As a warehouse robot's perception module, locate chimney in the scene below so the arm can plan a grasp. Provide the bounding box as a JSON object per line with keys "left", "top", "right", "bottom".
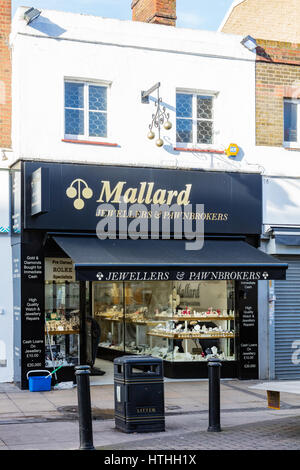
{"left": 131, "top": 0, "right": 176, "bottom": 27}
{"left": 0, "top": 0, "right": 11, "bottom": 148}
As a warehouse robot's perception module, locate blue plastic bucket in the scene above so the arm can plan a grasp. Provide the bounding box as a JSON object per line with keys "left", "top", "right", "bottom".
{"left": 27, "top": 370, "right": 52, "bottom": 392}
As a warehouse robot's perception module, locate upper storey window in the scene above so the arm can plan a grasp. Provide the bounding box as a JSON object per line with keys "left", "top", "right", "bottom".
{"left": 64, "top": 81, "right": 108, "bottom": 139}
{"left": 176, "top": 92, "right": 214, "bottom": 146}
{"left": 284, "top": 99, "right": 300, "bottom": 147}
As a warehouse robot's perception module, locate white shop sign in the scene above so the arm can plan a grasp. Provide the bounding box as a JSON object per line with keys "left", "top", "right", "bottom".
{"left": 45, "top": 258, "right": 75, "bottom": 282}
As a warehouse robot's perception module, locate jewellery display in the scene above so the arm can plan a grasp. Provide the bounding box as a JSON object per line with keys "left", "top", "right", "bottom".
{"left": 155, "top": 308, "right": 234, "bottom": 319}
{"left": 45, "top": 281, "right": 80, "bottom": 368}
{"left": 45, "top": 310, "right": 80, "bottom": 333}
{"left": 95, "top": 280, "right": 236, "bottom": 363}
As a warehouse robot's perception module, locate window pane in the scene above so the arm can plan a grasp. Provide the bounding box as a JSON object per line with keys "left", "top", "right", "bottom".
{"left": 197, "top": 96, "right": 213, "bottom": 120}
{"left": 65, "top": 109, "right": 84, "bottom": 135}
{"left": 65, "top": 82, "right": 84, "bottom": 109}
{"left": 284, "top": 101, "right": 297, "bottom": 142}
{"left": 197, "top": 120, "right": 213, "bottom": 144}
{"left": 89, "top": 86, "right": 107, "bottom": 111}
{"left": 89, "top": 111, "right": 107, "bottom": 137}
{"left": 176, "top": 93, "right": 193, "bottom": 118}
{"left": 176, "top": 118, "right": 192, "bottom": 143}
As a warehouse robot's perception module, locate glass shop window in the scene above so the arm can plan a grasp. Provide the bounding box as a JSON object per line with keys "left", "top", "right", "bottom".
{"left": 45, "top": 281, "right": 80, "bottom": 368}
{"left": 93, "top": 280, "right": 236, "bottom": 363}
{"left": 93, "top": 282, "right": 124, "bottom": 350}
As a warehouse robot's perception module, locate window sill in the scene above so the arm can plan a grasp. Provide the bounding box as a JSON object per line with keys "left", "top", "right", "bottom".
{"left": 284, "top": 146, "right": 300, "bottom": 151}
{"left": 174, "top": 147, "right": 225, "bottom": 154}
{"left": 62, "top": 139, "right": 119, "bottom": 147}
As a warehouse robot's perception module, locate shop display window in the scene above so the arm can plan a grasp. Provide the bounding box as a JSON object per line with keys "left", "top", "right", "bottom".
{"left": 45, "top": 281, "right": 80, "bottom": 368}
{"left": 94, "top": 280, "right": 236, "bottom": 362}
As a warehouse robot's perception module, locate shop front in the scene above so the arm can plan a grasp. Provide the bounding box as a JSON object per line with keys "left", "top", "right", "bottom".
{"left": 264, "top": 227, "right": 300, "bottom": 380}
{"left": 11, "top": 160, "right": 287, "bottom": 388}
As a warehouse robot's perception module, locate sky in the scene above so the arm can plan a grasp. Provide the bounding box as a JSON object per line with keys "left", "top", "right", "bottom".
{"left": 12, "top": 0, "right": 234, "bottom": 31}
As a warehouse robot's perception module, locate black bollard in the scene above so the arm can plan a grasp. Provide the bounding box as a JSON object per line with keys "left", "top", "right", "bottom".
{"left": 207, "top": 358, "right": 222, "bottom": 432}
{"left": 75, "top": 365, "right": 95, "bottom": 450}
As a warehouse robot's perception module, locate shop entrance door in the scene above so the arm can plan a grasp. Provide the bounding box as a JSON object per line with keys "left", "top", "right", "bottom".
{"left": 81, "top": 281, "right": 105, "bottom": 376}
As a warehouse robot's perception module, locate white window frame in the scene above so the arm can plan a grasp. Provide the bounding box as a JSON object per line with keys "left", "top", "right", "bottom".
{"left": 284, "top": 98, "right": 300, "bottom": 149}
{"left": 64, "top": 78, "right": 111, "bottom": 142}
{"left": 176, "top": 89, "right": 217, "bottom": 148}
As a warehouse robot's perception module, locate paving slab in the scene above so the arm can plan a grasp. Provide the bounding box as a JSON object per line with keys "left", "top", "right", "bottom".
{"left": 0, "top": 377, "right": 299, "bottom": 450}
{"left": 96, "top": 412, "right": 300, "bottom": 451}
{"left": 0, "top": 407, "right": 299, "bottom": 450}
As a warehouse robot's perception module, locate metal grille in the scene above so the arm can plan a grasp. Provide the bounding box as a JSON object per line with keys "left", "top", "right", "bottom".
{"left": 64, "top": 82, "right": 107, "bottom": 138}
{"left": 176, "top": 93, "right": 213, "bottom": 145}
{"left": 274, "top": 257, "right": 300, "bottom": 379}
{"left": 89, "top": 86, "right": 107, "bottom": 137}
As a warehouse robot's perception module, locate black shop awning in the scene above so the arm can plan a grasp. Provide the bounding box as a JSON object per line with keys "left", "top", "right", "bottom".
{"left": 52, "top": 236, "right": 287, "bottom": 282}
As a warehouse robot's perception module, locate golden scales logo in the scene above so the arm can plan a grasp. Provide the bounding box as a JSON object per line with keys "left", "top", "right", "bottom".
{"left": 66, "top": 178, "right": 93, "bottom": 210}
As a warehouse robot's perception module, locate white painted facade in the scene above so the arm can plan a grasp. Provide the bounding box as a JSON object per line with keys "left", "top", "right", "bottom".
{"left": 8, "top": 8, "right": 300, "bottom": 178}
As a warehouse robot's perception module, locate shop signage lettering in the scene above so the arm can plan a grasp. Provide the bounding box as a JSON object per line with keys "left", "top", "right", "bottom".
{"left": 22, "top": 339, "right": 43, "bottom": 368}
{"left": 24, "top": 297, "right": 41, "bottom": 322}
{"left": 240, "top": 343, "right": 258, "bottom": 368}
{"left": 95, "top": 206, "right": 228, "bottom": 221}
{"left": 95, "top": 270, "right": 269, "bottom": 282}
{"left": 23, "top": 255, "right": 42, "bottom": 280}
{"left": 97, "top": 181, "right": 192, "bottom": 206}
{"left": 189, "top": 271, "right": 267, "bottom": 281}
{"left": 242, "top": 306, "right": 256, "bottom": 327}
{"left": 238, "top": 280, "right": 258, "bottom": 378}
{"left": 20, "top": 245, "right": 45, "bottom": 388}
{"left": 45, "top": 258, "right": 75, "bottom": 282}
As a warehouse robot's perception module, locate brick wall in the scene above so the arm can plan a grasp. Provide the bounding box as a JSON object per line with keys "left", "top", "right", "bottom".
{"left": 131, "top": 0, "right": 176, "bottom": 26}
{"left": 256, "top": 40, "right": 300, "bottom": 147}
{"left": 0, "top": 0, "right": 11, "bottom": 148}
{"left": 221, "top": 0, "right": 300, "bottom": 44}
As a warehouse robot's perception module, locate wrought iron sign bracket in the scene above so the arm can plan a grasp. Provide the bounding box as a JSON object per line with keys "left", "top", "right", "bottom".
{"left": 141, "top": 82, "right": 172, "bottom": 147}
{"left": 141, "top": 82, "right": 161, "bottom": 104}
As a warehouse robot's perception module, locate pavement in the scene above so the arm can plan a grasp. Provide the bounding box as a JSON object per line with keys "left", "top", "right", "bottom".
{"left": 0, "top": 373, "right": 300, "bottom": 452}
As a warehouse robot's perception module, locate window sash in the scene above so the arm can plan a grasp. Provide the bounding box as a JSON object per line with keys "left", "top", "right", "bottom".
{"left": 64, "top": 81, "right": 108, "bottom": 139}
{"left": 176, "top": 93, "right": 214, "bottom": 145}
{"left": 284, "top": 99, "right": 300, "bottom": 145}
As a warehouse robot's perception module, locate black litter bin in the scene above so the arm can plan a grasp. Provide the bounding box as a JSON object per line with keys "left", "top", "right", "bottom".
{"left": 114, "top": 355, "right": 165, "bottom": 433}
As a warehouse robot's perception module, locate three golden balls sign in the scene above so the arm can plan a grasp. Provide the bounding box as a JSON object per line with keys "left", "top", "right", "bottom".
{"left": 66, "top": 178, "right": 93, "bottom": 210}
{"left": 225, "top": 143, "right": 239, "bottom": 157}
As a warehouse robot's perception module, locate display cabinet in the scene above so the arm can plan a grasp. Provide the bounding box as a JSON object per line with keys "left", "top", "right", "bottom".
{"left": 95, "top": 280, "right": 236, "bottom": 365}
{"left": 45, "top": 281, "right": 80, "bottom": 368}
